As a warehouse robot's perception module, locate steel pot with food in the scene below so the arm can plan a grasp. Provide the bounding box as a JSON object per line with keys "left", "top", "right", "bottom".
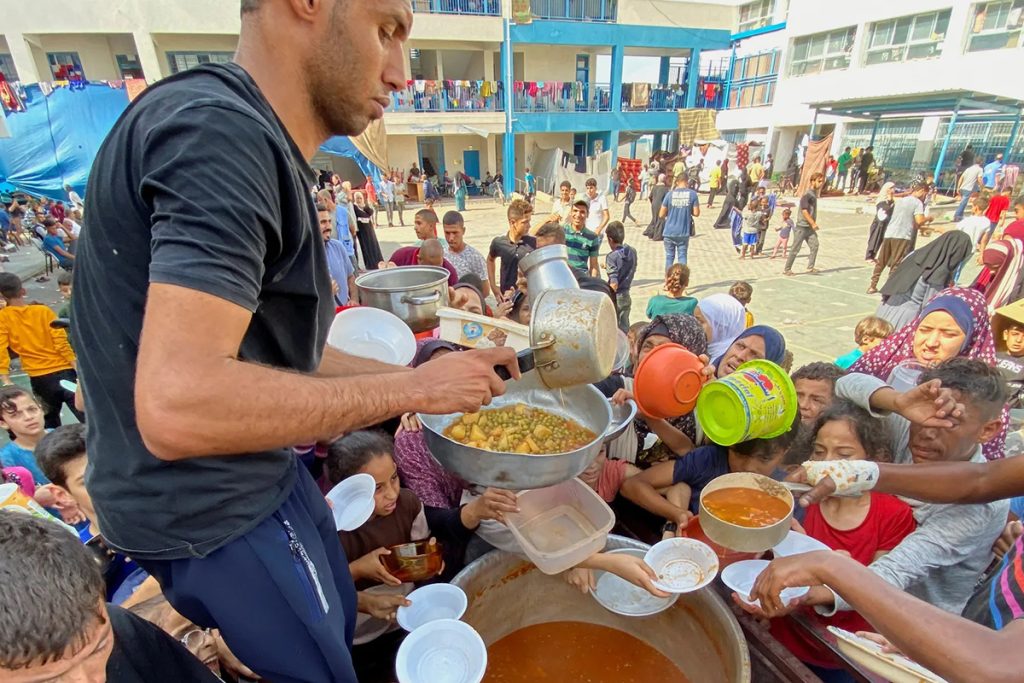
{"left": 355, "top": 266, "right": 450, "bottom": 333}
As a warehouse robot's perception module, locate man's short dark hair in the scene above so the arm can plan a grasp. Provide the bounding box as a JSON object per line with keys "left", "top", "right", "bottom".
{"left": 559, "top": 180, "right": 572, "bottom": 190}
{"left": 792, "top": 362, "right": 845, "bottom": 388}
{"left": 240, "top": 0, "right": 262, "bottom": 14}
{"left": 442, "top": 210, "right": 464, "bottom": 227}
{"left": 571, "top": 199, "right": 589, "bottom": 212}
{"left": 42, "top": 217, "right": 57, "bottom": 228}
{"left": 605, "top": 221, "right": 625, "bottom": 244}
{"left": 315, "top": 202, "right": 329, "bottom": 213}
{"left": 845, "top": 146, "right": 851, "bottom": 151}
{"left": 0, "top": 273, "right": 22, "bottom": 300}
{"left": 0, "top": 510, "right": 105, "bottom": 669}
{"left": 36, "top": 424, "right": 86, "bottom": 489}
{"left": 920, "top": 358, "right": 1007, "bottom": 420}
{"left": 535, "top": 222, "right": 566, "bottom": 244}
{"left": 585, "top": 177, "right": 597, "bottom": 188}
{"left": 415, "top": 208, "right": 438, "bottom": 225}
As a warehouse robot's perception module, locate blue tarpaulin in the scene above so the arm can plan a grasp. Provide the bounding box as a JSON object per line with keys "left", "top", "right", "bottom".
{"left": 0, "top": 83, "right": 381, "bottom": 200}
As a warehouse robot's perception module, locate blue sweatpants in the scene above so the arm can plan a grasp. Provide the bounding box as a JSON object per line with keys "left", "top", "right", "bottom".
{"left": 138, "top": 463, "right": 358, "bottom": 683}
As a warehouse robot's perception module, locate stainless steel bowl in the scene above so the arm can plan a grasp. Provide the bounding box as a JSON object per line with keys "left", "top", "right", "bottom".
{"left": 603, "top": 399, "right": 637, "bottom": 444}
{"left": 355, "top": 266, "right": 450, "bottom": 333}
{"left": 418, "top": 372, "right": 613, "bottom": 489}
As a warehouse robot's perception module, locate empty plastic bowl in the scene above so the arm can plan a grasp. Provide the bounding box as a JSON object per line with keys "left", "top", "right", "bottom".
{"left": 395, "top": 618, "right": 487, "bottom": 683}
{"left": 772, "top": 530, "right": 831, "bottom": 558}
{"left": 325, "top": 474, "right": 376, "bottom": 532}
{"left": 397, "top": 584, "right": 468, "bottom": 632}
{"left": 632, "top": 343, "right": 706, "bottom": 419}
{"left": 643, "top": 537, "right": 719, "bottom": 594}
{"left": 326, "top": 307, "right": 417, "bottom": 366}
{"left": 592, "top": 548, "right": 679, "bottom": 617}
{"left": 720, "top": 559, "right": 809, "bottom": 608}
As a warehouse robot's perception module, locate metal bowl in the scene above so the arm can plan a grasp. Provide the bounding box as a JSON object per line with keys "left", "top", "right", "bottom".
{"left": 418, "top": 371, "right": 613, "bottom": 489}
{"left": 355, "top": 266, "right": 450, "bottom": 333}
{"left": 602, "top": 398, "right": 637, "bottom": 444}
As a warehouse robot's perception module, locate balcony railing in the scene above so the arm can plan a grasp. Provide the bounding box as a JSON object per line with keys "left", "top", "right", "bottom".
{"left": 513, "top": 81, "right": 611, "bottom": 113}
{"left": 410, "top": 0, "right": 501, "bottom": 15}
{"left": 389, "top": 81, "right": 504, "bottom": 113}
{"left": 529, "top": 0, "right": 617, "bottom": 22}
{"left": 621, "top": 83, "right": 687, "bottom": 111}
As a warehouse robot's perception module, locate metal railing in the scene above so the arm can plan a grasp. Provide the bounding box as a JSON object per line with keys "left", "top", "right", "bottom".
{"left": 529, "top": 0, "right": 617, "bottom": 22}
{"left": 388, "top": 82, "right": 503, "bottom": 113}
{"left": 621, "top": 83, "right": 687, "bottom": 112}
{"left": 410, "top": 0, "right": 501, "bottom": 15}
{"left": 513, "top": 81, "right": 611, "bottom": 113}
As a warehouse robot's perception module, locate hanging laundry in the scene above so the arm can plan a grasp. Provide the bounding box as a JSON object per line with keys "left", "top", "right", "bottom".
{"left": 630, "top": 82, "right": 650, "bottom": 108}
{"left": 0, "top": 75, "right": 24, "bottom": 112}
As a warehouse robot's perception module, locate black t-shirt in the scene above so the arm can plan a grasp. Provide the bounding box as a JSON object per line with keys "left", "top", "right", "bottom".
{"left": 73, "top": 63, "right": 330, "bottom": 559}
{"left": 488, "top": 233, "right": 536, "bottom": 294}
{"left": 796, "top": 190, "right": 817, "bottom": 228}
{"left": 106, "top": 605, "right": 221, "bottom": 682}
{"left": 997, "top": 352, "right": 1024, "bottom": 409}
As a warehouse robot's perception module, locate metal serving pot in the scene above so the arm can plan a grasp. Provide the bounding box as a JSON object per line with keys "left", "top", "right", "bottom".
{"left": 526, "top": 287, "right": 618, "bottom": 389}
{"left": 418, "top": 370, "right": 613, "bottom": 489}
{"left": 519, "top": 244, "right": 579, "bottom": 294}
{"left": 355, "top": 266, "right": 450, "bottom": 333}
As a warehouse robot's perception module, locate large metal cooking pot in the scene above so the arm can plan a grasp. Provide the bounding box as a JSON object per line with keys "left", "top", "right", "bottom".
{"left": 519, "top": 244, "right": 578, "bottom": 294}
{"left": 417, "top": 371, "right": 613, "bottom": 489}
{"left": 452, "top": 535, "right": 751, "bottom": 683}
{"left": 354, "top": 266, "right": 449, "bottom": 333}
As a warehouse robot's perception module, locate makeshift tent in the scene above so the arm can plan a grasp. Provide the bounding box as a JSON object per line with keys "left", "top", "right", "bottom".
{"left": 0, "top": 80, "right": 383, "bottom": 199}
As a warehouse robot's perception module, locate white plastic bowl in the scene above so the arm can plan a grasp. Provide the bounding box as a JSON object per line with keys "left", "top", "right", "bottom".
{"left": 325, "top": 473, "right": 376, "bottom": 532}
{"left": 772, "top": 530, "right": 831, "bottom": 558}
{"left": 643, "top": 537, "right": 719, "bottom": 594}
{"left": 720, "top": 559, "right": 809, "bottom": 608}
{"left": 397, "top": 584, "right": 468, "bottom": 632}
{"left": 326, "top": 307, "right": 417, "bottom": 366}
{"left": 395, "top": 618, "right": 487, "bottom": 683}
{"left": 592, "top": 548, "right": 679, "bottom": 617}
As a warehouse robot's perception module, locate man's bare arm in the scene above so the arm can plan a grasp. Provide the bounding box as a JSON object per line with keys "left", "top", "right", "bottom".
{"left": 135, "top": 284, "right": 518, "bottom": 461}
{"left": 316, "top": 344, "right": 411, "bottom": 378}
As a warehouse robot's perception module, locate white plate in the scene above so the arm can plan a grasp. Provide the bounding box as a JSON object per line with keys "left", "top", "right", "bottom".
{"left": 397, "top": 584, "right": 468, "bottom": 632}
{"left": 829, "top": 626, "right": 948, "bottom": 683}
{"left": 772, "top": 530, "right": 831, "bottom": 558}
{"left": 327, "top": 307, "right": 417, "bottom": 366}
{"left": 720, "top": 559, "right": 808, "bottom": 608}
{"left": 643, "top": 538, "right": 719, "bottom": 594}
{"left": 325, "top": 473, "right": 376, "bottom": 531}
{"left": 592, "top": 548, "right": 679, "bottom": 617}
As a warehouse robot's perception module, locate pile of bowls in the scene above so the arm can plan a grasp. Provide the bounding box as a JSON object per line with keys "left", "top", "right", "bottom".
{"left": 394, "top": 585, "right": 486, "bottom": 683}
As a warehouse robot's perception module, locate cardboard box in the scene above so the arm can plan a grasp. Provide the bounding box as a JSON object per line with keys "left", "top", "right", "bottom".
{"left": 437, "top": 307, "right": 530, "bottom": 351}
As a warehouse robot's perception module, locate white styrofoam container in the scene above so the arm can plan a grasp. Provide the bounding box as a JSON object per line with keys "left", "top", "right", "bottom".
{"left": 437, "top": 307, "right": 530, "bottom": 352}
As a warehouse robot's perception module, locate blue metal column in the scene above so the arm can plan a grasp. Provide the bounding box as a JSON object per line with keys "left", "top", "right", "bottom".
{"left": 501, "top": 19, "right": 515, "bottom": 196}
{"left": 868, "top": 117, "right": 880, "bottom": 148}
{"left": 1004, "top": 111, "right": 1021, "bottom": 162}
{"left": 684, "top": 48, "right": 701, "bottom": 108}
{"left": 610, "top": 44, "right": 624, "bottom": 112}
{"left": 659, "top": 56, "right": 671, "bottom": 85}
{"left": 721, "top": 45, "right": 737, "bottom": 109}
{"left": 933, "top": 106, "right": 960, "bottom": 183}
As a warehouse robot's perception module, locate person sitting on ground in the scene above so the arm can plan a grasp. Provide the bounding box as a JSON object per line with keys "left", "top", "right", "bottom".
{"left": 835, "top": 315, "right": 894, "bottom": 370}
{"left": 0, "top": 510, "right": 221, "bottom": 682}
{"left": 742, "top": 401, "right": 916, "bottom": 682}
{"left": 645, "top": 264, "right": 698, "bottom": 319}
{"left": 383, "top": 238, "right": 458, "bottom": 286}
{"left": 851, "top": 287, "right": 1008, "bottom": 460}
{"left": 792, "top": 362, "right": 845, "bottom": 426}
{"left": 620, "top": 415, "right": 799, "bottom": 538}
{"left": 442, "top": 211, "right": 490, "bottom": 298}
{"left": 729, "top": 281, "right": 755, "bottom": 328}
{"left": 817, "top": 358, "right": 1010, "bottom": 615}
{"left": 605, "top": 221, "right": 636, "bottom": 333}
{"left": 42, "top": 218, "right": 75, "bottom": 269}
{"left": 533, "top": 222, "right": 613, "bottom": 300}
{"left": 0, "top": 273, "right": 81, "bottom": 427}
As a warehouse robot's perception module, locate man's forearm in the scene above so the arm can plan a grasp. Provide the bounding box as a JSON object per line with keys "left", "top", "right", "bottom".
{"left": 316, "top": 345, "right": 411, "bottom": 378}
{"left": 873, "top": 458, "right": 1022, "bottom": 505}
{"left": 817, "top": 554, "right": 1023, "bottom": 683}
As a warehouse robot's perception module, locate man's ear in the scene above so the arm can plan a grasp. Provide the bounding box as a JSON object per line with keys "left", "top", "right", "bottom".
{"left": 978, "top": 417, "right": 1004, "bottom": 445}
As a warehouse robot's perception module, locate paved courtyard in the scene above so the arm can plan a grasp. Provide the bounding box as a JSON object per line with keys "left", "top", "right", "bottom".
{"left": 377, "top": 192, "right": 982, "bottom": 370}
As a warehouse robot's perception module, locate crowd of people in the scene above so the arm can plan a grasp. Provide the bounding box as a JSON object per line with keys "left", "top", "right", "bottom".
{"left": 1, "top": 3, "right": 1023, "bottom": 682}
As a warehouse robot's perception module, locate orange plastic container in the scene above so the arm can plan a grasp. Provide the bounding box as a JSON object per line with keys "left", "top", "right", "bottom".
{"left": 632, "top": 343, "right": 706, "bottom": 419}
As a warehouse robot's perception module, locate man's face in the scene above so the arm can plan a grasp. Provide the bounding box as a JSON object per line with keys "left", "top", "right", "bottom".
{"left": 443, "top": 224, "right": 465, "bottom": 251}
{"left": 1005, "top": 326, "right": 1024, "bottom": 356}
{"left": 63, "top": 453, "right": 96, "bottom": 525}
{"left": 559, "top": 186, "right": 571, "bottom": 201}
{"left": 908, "top": 392, "right": 1001, "bottom": 464}
{"left": 812, "top": 177, "right": 824, "bottom": 190}
{"left": 509, "top": 213, "right": 531, "bottom": 239}
{"left": 413, "top": 215, "right": 435, "bottom": 240}
{"left": 569, "top": 205, "right": 587, "bottom": 229}
{"left": 585, "top": 184, "right": 597, "bottom": 198}
{"left": 4, "top": 602, "right": 113, "bottom": 682}
{"left": 304, "top": 0, "right": 410, "bottom": 136}
{"left": 795, "top": 378, "right": 833, "bottom": 425}
{"left": 318, "top": 211, "right": 333, "bottom": 241}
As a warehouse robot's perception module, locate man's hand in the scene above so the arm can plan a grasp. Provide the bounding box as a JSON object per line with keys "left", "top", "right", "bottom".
{"left": 357, "top": 592, "right": 411, "bottom": 620}
{"left": 751, "top": 551, "right": 837, "bottom": 617}
{"left": 893, "top": 379, "right": 964, "bottom": 428}
{"left": 409, "top": 346, "right": 518, "bottom": 414}
{"left": 462, "top": 488, "right": 519, "bottom": 527}
{"left": 673, "top": 510, "right": 696, "bottom": 535}
{"left": 993, "top": 520, "right": 1023, "bottom": 560}
{"left": 598, "top": 553, "right": 671, "bottom": 598}
{"left": 350, "top": 548, "right": 402, "bottom": 586}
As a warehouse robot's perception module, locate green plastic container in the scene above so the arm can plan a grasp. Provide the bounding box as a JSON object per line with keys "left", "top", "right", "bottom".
{"left": 696, "top": 360, "right": 798, "bottom": 446}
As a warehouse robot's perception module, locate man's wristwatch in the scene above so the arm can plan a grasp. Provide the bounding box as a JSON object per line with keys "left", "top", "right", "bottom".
{"left": 662, "top": 521, "right": 678, "bottom": 534}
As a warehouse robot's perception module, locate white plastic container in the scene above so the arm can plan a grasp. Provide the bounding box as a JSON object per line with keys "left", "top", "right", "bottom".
{"left": 505, "top": 477, "right": 615, "bottom": 575}
{"left": 720, "top": 559, "right": 808, "bottom": 608}
{"left": 395, "top": 618, "right": 487, "bottom": 683}
{"left": 644, "top": 537, "right": 719, "bottom": 594}
{"left": 437, "top": 307, "right": 531, "bottom": 351}
{"left": 397, "top": 584, "right": 468, "bottom": 632}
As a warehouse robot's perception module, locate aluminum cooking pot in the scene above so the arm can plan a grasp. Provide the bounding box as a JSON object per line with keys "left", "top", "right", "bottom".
{"left": 355, "top": 266, "right": 450, "bottom": 333}
{"left": 496, "top": 287, "right": 618, "bottom": 389}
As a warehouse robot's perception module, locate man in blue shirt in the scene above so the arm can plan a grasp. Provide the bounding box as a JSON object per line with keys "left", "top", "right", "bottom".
{"left": 319, "top": 204, "right": 355, "bottom": 306}
{"left": 659, "top": 175, "right": 699, "bottom": 271}
{"left": 525, "top": 168, "right": 536, "bottom": 201}
{"left": 42, "top": 219, "right": 74, "bottom": 269}
{"left": 983, "top": 153, "right": 1004, "bottom": 189}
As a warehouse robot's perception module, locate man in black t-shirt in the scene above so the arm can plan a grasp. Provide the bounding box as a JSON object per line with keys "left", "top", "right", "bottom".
{"left": 72, "top": 2, "right": 518, "bottom": 682}
{"left": 858, "top": 145, "right": 875, "bottom": 194}
{"left": 487, "top": 197, "right": 536, "bottom": 298}
{"left": 0, "top": 511, "right": 219, "bottom": 683}
{"left": 783, "top": 172, "right": 824, "bottom": 276}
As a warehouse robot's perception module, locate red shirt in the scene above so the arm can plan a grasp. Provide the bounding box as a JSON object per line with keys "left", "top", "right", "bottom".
{"left": 770, "top": 493, "right": 917, "bottom": 668}
{"left": 986, "top": 194, "right": 1010, "bottom": 224}
{"left": 1004, "top": 219, "right": 1024, "bottom": 243}
{"left": 388, "top": 246, "right": 458, "bottom": 286}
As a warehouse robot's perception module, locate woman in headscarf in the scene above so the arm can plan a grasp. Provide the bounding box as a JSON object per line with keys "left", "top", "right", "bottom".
{"left": 850, "top": 287, "right": 1007, "bottom": 460}
{"left": 973, "top": 238, "right": 1024, "bottom": 314}
{"left": 865, "top": 181, "right": 895, "bottom": 261}
{"left": 875, "top": 231, "right": 974, "bottom": 331}
{"left": 712, "top": 324, "right": 788, "bottom": 378}
{"left": 644, "top": 174, "right": 669, "bottom": 240}
{"left": 694, "top": 293, "right": 747, "bottom": 360}
{"left": 714, "top": 175, "right": 740, "bottom": 229}
{"left": 352, "top": 191, "right": 384, "bottom": 270}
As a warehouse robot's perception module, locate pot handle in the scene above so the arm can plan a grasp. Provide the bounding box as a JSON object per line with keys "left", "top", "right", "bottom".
{"left": 400, "top": 291, "right": 441, "bottom": 306}
{"left": 494, "top": 348, "right": 537, "bottom": 381}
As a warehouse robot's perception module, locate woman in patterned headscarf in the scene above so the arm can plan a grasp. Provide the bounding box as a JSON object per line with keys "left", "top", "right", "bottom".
{"left": 850, "top": 287, "right": 1007, "bottom": 460}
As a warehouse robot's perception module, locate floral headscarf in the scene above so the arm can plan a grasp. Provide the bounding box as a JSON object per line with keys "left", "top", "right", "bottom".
{"left": 850, "top": 287, "right": 1007, "bottom": 459}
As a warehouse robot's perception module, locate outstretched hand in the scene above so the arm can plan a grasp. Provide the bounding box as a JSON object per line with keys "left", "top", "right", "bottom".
{"left": 893, "top": 379, "right": 964, "bottom": 429}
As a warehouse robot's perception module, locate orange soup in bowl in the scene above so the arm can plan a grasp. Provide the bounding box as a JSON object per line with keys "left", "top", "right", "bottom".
{"left": 702, "top": 487, "right": 791, "bottom": 528}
